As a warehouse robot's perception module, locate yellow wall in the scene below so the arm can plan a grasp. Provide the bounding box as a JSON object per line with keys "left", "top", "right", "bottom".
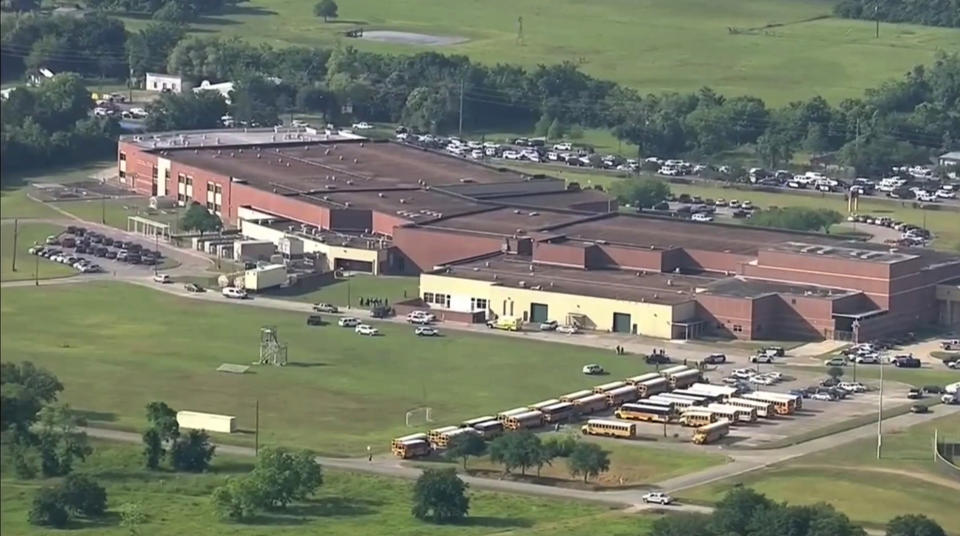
{"left": 420, "top": 273, "right": 695, "bottom": 339}
{"left": 240, "top": 220, "right": 386, "bottom": 274}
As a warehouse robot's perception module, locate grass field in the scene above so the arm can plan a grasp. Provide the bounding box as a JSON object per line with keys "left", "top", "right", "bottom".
{"left": 0, "top": 282, "right": 678, "bottom": 457}
{"left": 679, "top": 414, "right": 960, "bottom": 532}
{"left": 419, "top": 434, "right": 727, "bottom": 487}
{"left": 50, "top": 198, "right": 184, "bottom": 233}
{"left": 273, "top": 274, "right": 420, "bottom": 307}
{"left": 509, "top": 165, "right": 960, "bottom": 251}
{"left": 0, "top": 441, "right": 654, "bottom": 536}
{"left": 120, "top": 0, "right": 959, "bottom": 104}
{"left": 0, "top": 222, "right": 74, "bottom": 282}
{"left": 0, "top": 189, "right": 64, "bottom": 220}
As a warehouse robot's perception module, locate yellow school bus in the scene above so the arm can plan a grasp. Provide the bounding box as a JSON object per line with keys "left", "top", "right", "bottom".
{"left": 580, "top": 418, "right": 635, "bottom": 439}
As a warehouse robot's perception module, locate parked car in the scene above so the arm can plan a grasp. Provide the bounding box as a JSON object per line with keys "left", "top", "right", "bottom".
{"left": 415, "top": 326, "right": 439, "bottom": 337}
{"left": 855, "top": 354, "right": 880, "bottom": 364}
{"left": 556, "top": 325, "right": 580, "bottom": 335}
{"left": 306, "top": 315, "right": 326, "bottom": 326}
{"left": 641, "top": 492, "right": 673, "bottom": 505}
{"left": 645, "top": 353, "right": 671, "bottom": 365}
{"left": 221, "top": 286, "right": 248, "bottom": 299}
{"left": 539, "top": 320, "right": 559, "bottom": 331}
{"left": 751, "top": 354, "right": 775, "bottom": 364}
{"left": 153, "top": 273, "right": 172, "bottom": 284}
{"left": 824, "top": 357, "right": 847, "bottom": 367}
{"left": 703, "top": 353, "right": 727, "bottom": 364}
{"left": 910, "top": 403, "right": 929, "bottom": 413}
{"left": 582, "top": 364, "right": 605, "bottom": 375}
{"left": 811, "top": 392, "right": 835, "bottom": 401}
{"left": 907, "top": 388, "right": 922, "bottom": 399}
{"left": 338, "top": 317, "right": 360, "bottom": 328}
{"left": 838, "top": 382, "right": 866, "bottom": 393}
{"left": 313, "top": 303, "right": 339, "bottom": 313}
{"left": 893, "top": 356, "right": 921, "bottom": 368}
{"left": 184, "top": 283, "right": 205, "bottom": 293}
{"left": 355, "top": 324, "right": 379, "bottom": 336}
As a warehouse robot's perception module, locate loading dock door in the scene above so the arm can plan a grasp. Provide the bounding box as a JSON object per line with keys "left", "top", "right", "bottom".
{"left": 530, "top": 303, "right": 549, "bottom": 323}
{"left": 612, "top": 313, "right": 632, "bottom": 333}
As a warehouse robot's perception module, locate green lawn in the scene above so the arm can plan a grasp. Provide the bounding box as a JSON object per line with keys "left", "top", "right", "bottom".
{"left": 0, "top": 441, "right": 654, "bottom": 535}
{"left": 120, "top": 0, "right": 959, "bottom": 105}
{"left": 0, "top": 222, "right": 74, "bottom": 282}
{"left": 508, "top": 165, "right": 960, "bottom": 251}
{"left": 273, "top": 274, "right": 420, "bottom": 307}
{"left": 51, "top": 198, "right": 184, "bottom": 232}
{"left": 678, "top": 414, "right": 960, "bottom": 532}
{"left": 0, "top": 282, "right": 669, "bottom": 457}
{"left": 420, "top": 435, "right": 728, "bottom": 487}
{"left": 0, "top": 189, "right": 63, "bottom": 220}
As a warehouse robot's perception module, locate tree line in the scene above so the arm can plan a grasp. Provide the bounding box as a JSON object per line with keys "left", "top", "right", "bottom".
{"left": 834, "top": 0, "right": 960, "bottom": 28}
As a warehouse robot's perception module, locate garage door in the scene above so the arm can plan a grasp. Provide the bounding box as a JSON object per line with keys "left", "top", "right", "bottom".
{"left": 612, "top": 312, "right": 632, "bottom": 333}
{"left": 530, "top": 303, "right": 549, "bottom": 323}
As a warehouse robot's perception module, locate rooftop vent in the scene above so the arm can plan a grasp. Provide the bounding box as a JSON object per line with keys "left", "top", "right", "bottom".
{"left": 378, "top": 193, "right": 385, "bottom": 198}
{"left": 518, "top": 280, "right": 526, "bottom": 288}
{"left": 529, "top": 264, "right": 535, "bottom": 272}
{"left": 514, "top": 209, "right": 522, "bottom": 214}
{"left": 399, "top": 198, "right": 406, "bottom": 204}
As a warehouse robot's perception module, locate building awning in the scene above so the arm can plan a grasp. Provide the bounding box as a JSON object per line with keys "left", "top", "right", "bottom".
{"left": 832, "top": 310, "right": 885, "bottom": 320}
{"left": 671, "top": 319, "right": 705, "bottom": 326}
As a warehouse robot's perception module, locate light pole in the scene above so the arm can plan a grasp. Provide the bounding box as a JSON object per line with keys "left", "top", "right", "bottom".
{"left": 876, "top": 358, "right": 884, "bottom": 460}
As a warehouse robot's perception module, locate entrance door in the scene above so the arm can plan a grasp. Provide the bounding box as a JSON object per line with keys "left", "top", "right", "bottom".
{"left": 612, "top": 312, "right": 631, "bottom": 333}
{"left": 530, "top": 303, "right": 549, "bottom": 323}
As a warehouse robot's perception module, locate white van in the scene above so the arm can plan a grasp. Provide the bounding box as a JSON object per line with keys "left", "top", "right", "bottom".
{"left": 221, "top": 287, "right": 247, "bottom": 299}
{"left": 691, "top": 213, "right": 713, "bottom": 222}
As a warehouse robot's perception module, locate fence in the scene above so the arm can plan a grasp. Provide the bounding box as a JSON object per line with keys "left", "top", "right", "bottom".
{"left": 933, "top": 429, "right": 960, "bottom": 480}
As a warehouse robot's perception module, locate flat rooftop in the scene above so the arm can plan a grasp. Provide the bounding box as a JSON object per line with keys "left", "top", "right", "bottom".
{"left": 481, "top": 189, "right": 615, "bottom": 211}
{"left": 767, "top": 242, "right": 916, "bottom": 264}
{"left": 701, "top": 277, "right": 858, "bottom": 299}
{"left": 546, "top": 214, "right": 843, "bottom": 255}
{"left": 120, "top": 127, "right": 363, "bottom": 150}
{"left": 161, "top": 141, "right": 534, "bottom": 193}
{"left": 298, "top": 189, "right": 486, "bottom": 220}
{"left": 427, "top": 207, "right": 589, "bottom": 236}
{"left": 442, "top": 254, "right": 718, "bottom": 304}
{"left": 255, "top": 218, "right": 392, "bottom": 249}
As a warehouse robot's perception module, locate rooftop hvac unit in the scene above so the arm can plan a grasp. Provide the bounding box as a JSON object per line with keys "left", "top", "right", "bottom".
{"left": 378, "top": 193, "right": 385, "bottom": 198}
{"left": 514, "top": 209, "right": 522, "bottom": 214}
{"left": 484, "top": 261, "right": 490, "bottom": 267}
{"left": 344, "top": 202, "right": 351, "bottom": 207}
{"left": 529, "top": 264, "right": 535, "bottom": 272}
{"left": 400, "top": 199, "right": 406, "bottom": 204}
{"left": 518, "top": 280, "right": 526, "bottom": 287}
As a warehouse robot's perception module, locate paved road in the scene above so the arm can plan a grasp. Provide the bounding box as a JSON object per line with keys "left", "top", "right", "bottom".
{"left": 83, "top": 404, "right": 959, "bottom": 511}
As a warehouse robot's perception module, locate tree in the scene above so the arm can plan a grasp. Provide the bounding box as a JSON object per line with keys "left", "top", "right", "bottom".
{"left": 169, "top": 429, "right": 215, "bottom": 472}
{"left": 445, "top": 433, "right": 487, "bottom": 471}
{"left": 59, "top": 474, "right": 107, "bottom": 517}
{"left": 179, "top": 202, "right": 223, "bottom": 234}
{"left": 28, "top": 487, "right": 68, "bottom": 528}
{"left": 411, "top": 468, "right": 469, "bottom": 523}
{"left": 127, "top": 23, "right": 186, "bottom": 79}
{"left": 827, "top": 366, "right": 845, "bottom": 380}
{"left": 747, "top": 207, "right": 843, "bottom": 233}
{"left": 650, "top": 513, "right": 714, "bottom": 536}
{"left": 211, "top": 476, "right": 265, "bottom": 521}
{"left": 145, "top": 401, "right": 179, "bottom": 441}
{"left": 145, "top": 91, "right": 228, "bottom": 132}
{"left": 534, "top": 114, "right": 552, "bottom": 136}
{"left": 887, "top": 514, "right": 946, "bottom": 536}
{"left": 313, "top": 0, "right": 338, "bottom": 22}
{"left": 543, "top": 435, "right": 577, "bottom": 458}
{"left": 251, "top": 447, "right": 323, "bottom": 508}
{"left": 547, "top": 118, "right": 564, "bottom": 140}
{"left": 402, "top": 86, "right": 454, "bottom": 133}
{"left": 489, "top": 431, "right": 544, "bottom": 476}
{"left": 35, "top": 403, "right": 92, "bottom": 477}
{"left": 142, "top": 428, "right": 164, "bottom": 470}
{"left": 712, "top": 486, "right": 774, "bottom": 534}
{"left": 1, "top": 361, "right": 63, "bottom": 432}
{"left": 118, "top": 502, "right": 148, "bottom": 536}
{"left": 566, "top": 442, "right": 610, "bottom": 483}
{"left": 610, "top": 178, "right": 670, "bottom": 209}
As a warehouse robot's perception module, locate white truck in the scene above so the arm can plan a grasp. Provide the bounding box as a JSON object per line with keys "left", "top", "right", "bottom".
{"left": 942, "top": 391, "right": 960, "bottom": 405}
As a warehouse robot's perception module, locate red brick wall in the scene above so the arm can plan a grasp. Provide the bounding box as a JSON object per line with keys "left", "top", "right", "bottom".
{"left": 675, "top": 249, "right": 751, "bottom": 274}
{"left": 697, "top": 294, "right": 755, "bottom": 339}
{"left": 230, "top": 183, "right": 330, "bottom": 228}
{"left": 371, "top": 212, "right": 410, "bottom": 236}
{"left": 118, "top": 142, "right": 157, "bottom": 195}
{"left": 533, "top": 242, "right": 589, "bottom": 268}
{"left": 392, "top": 227, "right": 504, "bottom": 273}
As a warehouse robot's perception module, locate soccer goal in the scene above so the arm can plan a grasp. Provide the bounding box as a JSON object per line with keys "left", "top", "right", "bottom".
{"left": 405, "top": 407, "right": 434, "bottom": 427}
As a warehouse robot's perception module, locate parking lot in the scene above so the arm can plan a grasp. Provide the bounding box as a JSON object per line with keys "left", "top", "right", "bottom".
{"left": 26, "top": 225, "right": 169, "bottom": 278}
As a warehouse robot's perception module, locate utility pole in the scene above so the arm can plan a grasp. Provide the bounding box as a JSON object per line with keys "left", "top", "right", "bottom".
{"left": 154, "top": 231, "right": 159, "bottom": 276}
{"left": 255, "top": 399, "right": 260, "bottom": 456}
{"left": 875, "top": 2, "right": 880, "bottom": 39}
{"left": 458, "top": 78, "right": 464, "bottom": 139}
{"left": 34, "top": 252, "right": 39, "bottom": 287}
{"left": 876, "top": 358, "right": 884, "bottom": 459}
{"left": 11, "top": 218, "right": 18, "bottom": 272}
{"left": 101, "top": 195, "right": 106, "bottom": 224}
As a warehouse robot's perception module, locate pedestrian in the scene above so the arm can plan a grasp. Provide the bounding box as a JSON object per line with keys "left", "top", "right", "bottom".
{"left": 403, "top": 290, "right": 408, "bottom": 298}
{"left": 555, "top": 422, "right": 561, "bottom": 432}
{"left": 367, "top": 445, "right": 372, "bottom": 462}
{"left": 683, "top": 358, "right": 688, "bottom": 366}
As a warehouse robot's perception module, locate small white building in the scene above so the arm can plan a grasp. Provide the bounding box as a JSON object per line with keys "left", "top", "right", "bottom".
{"left": 27, "top": 68, "right": 55, "bottom": 87}
{"left": 244, "top": 263, "right": 287, "bottom": 291}
{"left": 176, "top": 411, "right": 236, "bottom": 433}
{"left": 939, "top": 151, "right": 960, "bottom": 167}
{"left": 146, "top": 72, "right": 184, "bottom": 93}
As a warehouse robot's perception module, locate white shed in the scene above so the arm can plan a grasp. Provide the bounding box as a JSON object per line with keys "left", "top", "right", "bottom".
{"left": 176, "top": 410, "right": 236, "bottom": 433}
{"left": 146, "top": 73, "right": 184, "bottom": 93}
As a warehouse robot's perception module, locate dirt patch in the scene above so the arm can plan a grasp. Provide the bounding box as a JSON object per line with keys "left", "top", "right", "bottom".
{"left": 359, "top": 30, "right": 467, "bottom": 46}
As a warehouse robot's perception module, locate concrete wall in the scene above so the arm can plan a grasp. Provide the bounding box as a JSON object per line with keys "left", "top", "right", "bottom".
{"left": 419, "top": 273, "right": 692, "bottom": 338}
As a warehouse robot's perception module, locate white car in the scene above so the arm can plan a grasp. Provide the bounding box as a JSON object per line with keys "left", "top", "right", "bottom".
{"left": 762, "top": 371, "right": 783, "bottom": 381}
{"left": 502, "top": 150, "right": 520, "bottom": 160}
{"left": 811, "top": 392, "right": 835, "bottom": 401}
{"left": 855, "top": 354, "right": 880, "bottom": 364}
{"left": 557, "top": 325, "right": 580, "bottom": 335}
{"left": 352, "top": 122, "right": 373, "bottom": 130}
{"left": 470, "top": 149, "right": 483, "bottom": 159}
{"left": 407, "top": 311, "right": 436, "bottom": 323}
{"left": 641, "top": 492, "right": 673, "bottom": 505}
{"left": 838, "top": 382, "right": 866, "bottom": 393}
{"left": 338, "top": 317, "right": 360, "bottom": 327}
{"left": 553, "top": 142, "right": 572, "bottom": 151}
{"left": 691, "top": 213, "right": 713, "bottom": 222}
{"left": 732, "top": 368, "right": 754, "bottom": 379}
{"left": 659, "top": 166, "right": 680, "bottom": 176}
{"left": 582, "top": 364, "right": 604, "bottom": 375}
{"left": 750, "top": 354, "right": 775, "bottom": 364}
{"left": 936, "top": 189, "right": 957, "bottom": 199}
{"left": 153, "top": 273, "right": 172, "bottom": 284}
{"left": 221, "top": 287, "right": 247, "bottom": 299}
{"left": 415, "top": 326, "right": 439, "bottom": 337}
{"left": 355, "top": 324, "right": 379, "bottom": 336}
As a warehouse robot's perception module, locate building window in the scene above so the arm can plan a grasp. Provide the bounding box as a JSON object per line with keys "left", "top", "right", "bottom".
{"left": 733, "top": 324, "right": 743, "bottom": 333}
{"left": 423, "top": 293, "right": 450, "bottom": 307}
{"left": 119, "top": 169, "right": 126, "bottom": 179}
{"left": 791, "top": 298, "right": 797, "bottom": 305}
{"left": 119, "top": 152, "right": 126, "bottom": 161}
{"left": 423, "top": 292, "right": 434, "bottom": 304}
{"left": 471, "top": 298, "right": 488, "bottom": 311}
